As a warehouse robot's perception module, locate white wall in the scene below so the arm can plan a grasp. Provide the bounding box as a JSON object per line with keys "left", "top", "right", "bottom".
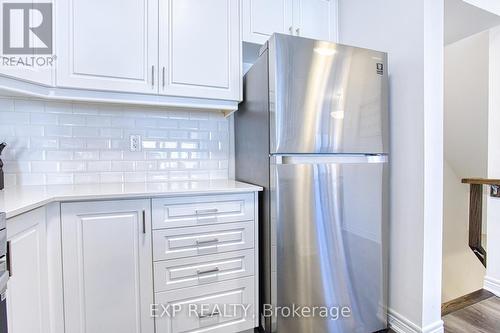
{"left": 444, "top": 31, "right": 489, "bottom": 178}
{"left": 0, "top": 97, "right": 230, "bottom": 186}
{"left": 442, "top": 161, "right": 486, "bottom": 302}
{"left": 463, "top": 0, "right": 500, "bottom": 16}
{"left": 445, "top": 0, "right": 500, "bottom": 45}
{"left": 485, "top": 26, "right": 500, "bottom": 295}
{"left": 339, "top": 0, "right": 444, "bottom": 332}
{"left": 442, "top": 31, "right": 489, "bottom": 303}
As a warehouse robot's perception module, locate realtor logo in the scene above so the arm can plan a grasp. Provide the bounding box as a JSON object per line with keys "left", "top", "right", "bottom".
{"left": 2, "top": 3, "right": 53, "bottom": 54}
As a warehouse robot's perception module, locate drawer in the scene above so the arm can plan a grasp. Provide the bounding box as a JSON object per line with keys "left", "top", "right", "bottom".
{"left": 154, "top": 276, "right": 255, "bottom": 333}
{"left": 152, "top": 193, "right": 254, "bottom": 229}
{"left": 153, "top": 221, "right": 254, "bottom": 261}
{"left": 154, "top": 249, "right": 255, "bottom": 292}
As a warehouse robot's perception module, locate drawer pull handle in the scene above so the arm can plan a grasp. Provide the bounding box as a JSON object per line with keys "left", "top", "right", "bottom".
{"left": 197, "top": 267, "right": 220, "bottom": 275}
{"left": 198, "top": 310, "right": 220, "bottom": 319}
{"left": 142, "top": 210, "right": 146, "bottom": 234}
{"left": 195, "top": 208, "right": 219, "bottom": 215}
{"left": 196, "top": 238, "right": 219, "bottom": 246}
{"left": 6, "top": 240, "right": 11, "bottom": 277}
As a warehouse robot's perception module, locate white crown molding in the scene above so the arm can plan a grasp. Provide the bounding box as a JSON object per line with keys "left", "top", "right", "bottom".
{"left": 0, "top": 75, "right": 238, "bottom": 115}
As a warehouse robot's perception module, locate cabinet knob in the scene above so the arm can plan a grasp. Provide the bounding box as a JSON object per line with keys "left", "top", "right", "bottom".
{"left": 296, "top": 28, "right": 301, "bottom": 36}
{"left": 289, "top": 26, "right": 293, "bottom": 34}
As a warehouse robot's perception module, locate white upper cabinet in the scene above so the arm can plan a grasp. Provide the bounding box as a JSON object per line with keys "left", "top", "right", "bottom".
{"left": 242, "top": 0, "right": 338, "bottom": 43}
{"left": 242, "top": 0, "right": 293, "bottom": 45}
{"left": 159, "top": 0, "right": 241, "bottom": 101}
{"left": 56, "top": 0, "right": 158, "bottom": 94}
{"left": 294, "top": 0, "right": 338, "bottom": 42}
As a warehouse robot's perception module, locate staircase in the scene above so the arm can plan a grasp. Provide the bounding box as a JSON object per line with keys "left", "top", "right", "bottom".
{"left": 461, "top": 178, "right": 500, "bottom": 267}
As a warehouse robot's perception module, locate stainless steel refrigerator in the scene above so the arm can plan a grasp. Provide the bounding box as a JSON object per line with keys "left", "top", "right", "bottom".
{"left": 235, "top": 34, "right": 389, "bottom": 333}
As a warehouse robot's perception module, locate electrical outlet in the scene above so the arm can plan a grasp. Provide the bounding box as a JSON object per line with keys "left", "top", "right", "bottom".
{"left": 129, "top": 135, "right": 142, "bottom": 152}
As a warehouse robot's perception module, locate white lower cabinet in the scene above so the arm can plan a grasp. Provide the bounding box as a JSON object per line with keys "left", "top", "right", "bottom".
{"left": 5, "top": 191, "right": 258, "bottom": 333}
{"left": 153, "top": 249, "right": 255, "bottom": 292}
{"left": 154, "top": 277, "right": 256, "bottom": 333}
{"left": 6, "top": 208, "right": 51, "bottom": 333}
{"left": 153, "top": 221, "right": 255, "bottom": 261}
{"left": 152, "top": 193, "right": 259, "bottom": 333}
{"left": 61, "top": 200, "right": 154, "bottom": 333}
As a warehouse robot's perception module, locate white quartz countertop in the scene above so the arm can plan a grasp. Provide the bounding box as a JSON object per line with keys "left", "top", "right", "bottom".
{"left": 0, "top": 180, "right": 262, "bottom": 219}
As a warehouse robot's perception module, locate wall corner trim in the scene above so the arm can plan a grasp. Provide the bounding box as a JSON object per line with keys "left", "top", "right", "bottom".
{"left": 484, "top": 276, "right": 500, "bottom": 296}
{"left": 388, "top": 309, "right": 444, "bottom": 333}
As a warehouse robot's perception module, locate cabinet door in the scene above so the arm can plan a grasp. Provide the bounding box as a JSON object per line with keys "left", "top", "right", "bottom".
{"left": 0, "top": 0, "right": 54, "bottom": 85}
{"left": 56, "top": 0, "right": 158, "bottom": 94}
{"left": 6, "top": 208, "right": 50, "bottom": 333}
{"left": 294, "top": 0, "right": 338, "bottom": 42}
{"left": 242, "top": 0, "right": 293, "bottom": 44}
{"left": 61, "top": 200, "right": 154, "bottom": 333}
{"left": 159, "top": 0, "right": 241, "bottom": 101}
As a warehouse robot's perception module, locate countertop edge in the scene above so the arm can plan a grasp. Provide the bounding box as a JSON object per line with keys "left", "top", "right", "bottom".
{"left": 4, "top": 183, "right": 263, "bottom": 219}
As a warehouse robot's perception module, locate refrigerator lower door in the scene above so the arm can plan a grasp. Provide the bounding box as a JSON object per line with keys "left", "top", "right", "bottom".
{"left": 269, "top": 155, "right": 388, "bottom": 333}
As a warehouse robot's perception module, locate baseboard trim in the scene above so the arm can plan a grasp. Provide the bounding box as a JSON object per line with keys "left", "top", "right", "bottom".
{"left": 484, "top": 276, "right": 500, "bottom": 296}
{"left": 388, "top": 309, "right": 444, "bottom": 333}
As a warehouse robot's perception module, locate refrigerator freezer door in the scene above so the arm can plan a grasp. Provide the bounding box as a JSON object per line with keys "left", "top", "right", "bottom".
{"left": 268, "top": 34, "right": 389, "bottom": 154}
{"left": 270, "top": 155, "right": 389, "bottom": 333}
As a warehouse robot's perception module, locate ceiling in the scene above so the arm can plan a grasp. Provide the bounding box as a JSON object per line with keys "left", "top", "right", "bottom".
{"left": 445, "top": 0, "right": 500, "bottom": 45}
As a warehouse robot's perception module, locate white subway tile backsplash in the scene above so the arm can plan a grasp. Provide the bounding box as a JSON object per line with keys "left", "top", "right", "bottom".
{"left": 135, "top": 161, "right": 156, "bottom": 171}
{"left": 99, "top": 172, "right": 124, "bottom": 183}
{"left": 158, "top": 141, "right": 177, "bottom": 149}
{"left": 111, "top": 161, "right": 135, "bottom": 172}
{"left": 100, "top": 151, "right": 123, "bottom": 160}
{"left": 46, "top": 151, "right": 73, "bottom": 161}
{"left": 123, "top": 172, "right": 146, "bottom": 183}
{"left": 86, "top": 139, "right": 111, "bottom": 150}
{"left": 72, "top": 103, "right": 99, "bottom": 115}
{"left": 147, "top": 130, "right": 169, "bottom": 139}
{"left": 87, "top": 161, "right": 112, "bottom": 172}
{"left": 15, "top": 99, "right": 43, "bottom": 113}
{"left": 58, "top": 114, "right": 86, "bottom": 126}
{"left": 46, "top": 173, "right": 74, "bottom": 185}
{"left": 18, "top": 173, "right": 46, "bottom": 186}
{"left": 44, "top": 102, "right": 68, "bottom": 113}
{"left": 60, "top": 161, "right": 86, "bottom": 172}
{"left": 15, "top": 125, "right": 44, "bottom": 137}
{"left": 86, "top": 115, "right": 111, "bottom": 127}
{"left": 31, "top": 161, "right": 60, "bottom": 173}
{"left": 30, "top": 112, "right": 58, "bottom": 125}
{"left": 74, "top": 173, "right": 99, "bottom": 184}
{"left": 111, "top": 117, "right": 135, "bottom": 128}
{"left": 45, "top": 125, "right": 72, "bottom": 137}
{"left": 157, "top": 119, "right": 178, "bottom": 128}
{"left": 4, "top": 161, "right": 31, "bottom": 173}
{"left": 1, "top": 98, "right": 230, "bottom": 187}
{"left": 59, "top": 138, "right": 85, "bottom": 149}
{"left": 0, "top": 112, "right": 29, "bottom": 124}
{"left": 73, "top": 127, "right": 99, "bottom": 138}
{"left": 0, "top": 98, "right": 14, "bottom": 112}
{"left": 74, "top": 151, "right": 100, "bottom": 160}
{"left": 100, "top": 128, "right": 123, "bottom": 138}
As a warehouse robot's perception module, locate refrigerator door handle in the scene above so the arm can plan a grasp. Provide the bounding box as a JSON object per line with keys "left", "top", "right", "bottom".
{"left": 275, "top": 154, "right": 388, "bottom": 165}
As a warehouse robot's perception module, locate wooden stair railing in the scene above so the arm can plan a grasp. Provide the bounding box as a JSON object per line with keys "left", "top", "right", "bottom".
{"left": 461, "top": 178, "right": 500, "bottom": 267}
